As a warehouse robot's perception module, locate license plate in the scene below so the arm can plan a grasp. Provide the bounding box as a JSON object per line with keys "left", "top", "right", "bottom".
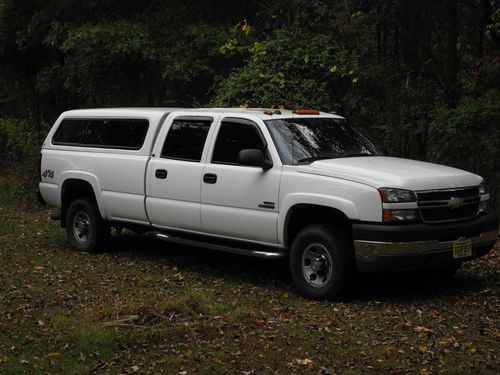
{"left": 453, "top": 239, "right": 472, "bottom": 259}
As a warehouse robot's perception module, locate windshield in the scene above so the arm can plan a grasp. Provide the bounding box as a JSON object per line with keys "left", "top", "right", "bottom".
{"left": 265, "top": 118, "right": 382, "bottom": 165}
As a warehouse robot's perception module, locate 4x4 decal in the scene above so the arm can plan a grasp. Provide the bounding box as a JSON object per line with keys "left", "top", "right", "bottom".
{"left": 42, "top": 169, "right": 54, "bottom": 178}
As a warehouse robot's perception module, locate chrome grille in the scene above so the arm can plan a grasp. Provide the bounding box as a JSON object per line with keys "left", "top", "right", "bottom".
{"left": 416, "top": 187, "right": 480, "bottom": 223}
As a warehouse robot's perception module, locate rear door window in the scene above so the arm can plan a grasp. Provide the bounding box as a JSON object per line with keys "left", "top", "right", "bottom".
{"left": 160, "top": 117, "right": 213, "bottom": 162}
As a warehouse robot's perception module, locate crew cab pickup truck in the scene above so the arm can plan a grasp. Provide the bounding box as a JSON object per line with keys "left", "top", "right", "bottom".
{"left": 38, "top": 108, "right": 498, "bottom": 299}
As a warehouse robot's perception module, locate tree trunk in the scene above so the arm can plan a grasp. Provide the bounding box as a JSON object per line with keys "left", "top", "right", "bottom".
{"left": 445, "top": 0, "right": 458, "bottom": 108}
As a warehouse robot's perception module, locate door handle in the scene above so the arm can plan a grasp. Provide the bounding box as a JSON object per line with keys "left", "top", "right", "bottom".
{"left": 155, "top": 169, "right": 168, "bottom": 179}
{"left": 203, "top": 173, "right": 217, "bottom": 184}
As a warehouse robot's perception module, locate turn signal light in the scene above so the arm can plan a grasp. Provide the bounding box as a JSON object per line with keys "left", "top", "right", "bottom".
{"left": 293, "top": 109, "right": 320, "bottom": 115}
{"left": 383, "top": 209, "right": 418, "bottom": 222}
{"left": 383, "top": 209, "right": 392, "bottom": 222}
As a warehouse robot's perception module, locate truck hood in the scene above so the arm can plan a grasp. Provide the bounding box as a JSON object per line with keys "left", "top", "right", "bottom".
{"left": 296, "top": 156, "right": 482, "bottom": 190}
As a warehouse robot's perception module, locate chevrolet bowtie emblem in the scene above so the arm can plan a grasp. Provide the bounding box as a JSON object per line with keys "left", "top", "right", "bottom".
{"left": 447, "top": 196, "right": 464, "bottom": 209}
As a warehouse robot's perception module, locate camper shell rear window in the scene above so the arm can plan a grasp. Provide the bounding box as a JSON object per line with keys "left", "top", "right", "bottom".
{"left": 52, "top": 118, "right": 149, "bottom": 150}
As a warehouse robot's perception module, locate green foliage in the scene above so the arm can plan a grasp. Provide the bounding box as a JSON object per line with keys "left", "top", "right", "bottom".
{"left": 486, "top": 7, "right": 500, "bottom": 43}
{"left": 428, "top": 93, "right": 500, "bottom": 207}
{"left": 0, "top": 119, "right": 43, "bottom": 207}
{"left": 0, "top": 0, "right": 499, "bottom": 209}
{"left": 1, "top": 1, "right": 233, "bottom": 114}
{"left": 0, "top": 118, "right": 41, "bottom": 163}
{"left": 429, "top": 93, "right": 500, "bottom": 169}
{"left": 0, "top": 171, "right": 39, "bottom": 208}
{"left": 212, "top": 29, "right": 359, "bottom": 109}
{"left": 33, "top": 19, "right": 230, "bottom": 108}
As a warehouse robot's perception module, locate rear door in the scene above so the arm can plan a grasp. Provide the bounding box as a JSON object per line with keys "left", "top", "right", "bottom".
{"left": 147, "top": 113, "right": 219, "bottom": 231}
{"left": 200, "top": 116, "right": 282, "bottom": 244}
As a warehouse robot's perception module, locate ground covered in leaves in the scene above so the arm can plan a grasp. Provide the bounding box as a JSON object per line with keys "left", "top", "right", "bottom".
{"left": 0, "top": 178, "right": 498, "bottom": 374}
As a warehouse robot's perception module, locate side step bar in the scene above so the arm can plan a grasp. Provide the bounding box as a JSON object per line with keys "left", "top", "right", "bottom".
{"left": 155, "top": 233, "right": 286, "bottom": 260}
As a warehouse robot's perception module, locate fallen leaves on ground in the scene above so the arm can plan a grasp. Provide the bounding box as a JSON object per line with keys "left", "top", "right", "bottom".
{"left": 0, "top": 198, "right": 498, "bottom": 374}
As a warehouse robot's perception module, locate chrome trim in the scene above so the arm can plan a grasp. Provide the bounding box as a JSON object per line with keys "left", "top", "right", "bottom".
{"left": 418, "top": 197, "right": 479, "bottom": 207}
{"left": 354, "top": 230, "right": 497, "bottom": 262}
{"left": 415, "top": 186, "right": 479, "bottom": 194}
{"left": 151, "top": 222, "right": 284, "bottom": 249}
{"left": 416, "top": 213, "right": 479, "bottom": 224}
{"left": 382, "top": 202, "right": 418, "bottom": 209}
{"left": 415, "top": 186, "right": 481, "bottom": 224}
{"left": 155, "top": 233, "right": 286, "bottom": 259}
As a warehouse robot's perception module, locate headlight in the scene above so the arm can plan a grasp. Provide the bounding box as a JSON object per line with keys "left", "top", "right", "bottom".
{"left": 383, "top": 209, "right": 419, "bottom": 222}
{"left": 478, "top": 181, "right": 489, "bottom": 214}
{"left": 378, "top": 188, "right": 416, "bottom": 203}
{"left": 479, "top": 182, "right": 488, "bottom": 195}
{"left": 479, "top": 201, "right": 489, "bottom": 214}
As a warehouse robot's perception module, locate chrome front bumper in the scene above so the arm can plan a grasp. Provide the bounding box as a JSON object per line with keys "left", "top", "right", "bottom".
{"left": 354, "top": 230, "right": 497, "bottom": 263}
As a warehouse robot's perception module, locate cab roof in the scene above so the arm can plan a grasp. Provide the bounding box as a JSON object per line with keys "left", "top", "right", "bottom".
{"left": 60, "top": 107, "right": 344, "bottom": 121}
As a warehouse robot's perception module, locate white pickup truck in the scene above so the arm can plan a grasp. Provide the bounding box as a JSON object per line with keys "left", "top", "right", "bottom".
{"left": 38, "top": 108, "right": 498, "bottom": 299}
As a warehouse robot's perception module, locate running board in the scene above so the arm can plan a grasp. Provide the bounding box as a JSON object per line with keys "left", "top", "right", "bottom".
{"left": 155, "top": 233, "right": 286, "bottom": 259}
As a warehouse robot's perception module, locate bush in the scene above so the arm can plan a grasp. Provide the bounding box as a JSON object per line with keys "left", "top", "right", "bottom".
{"left": 211, "top": 29, "right": 360, "bottom": 111}
{"left": 0, "top": 118, "right": 43, "bottom": 168}
{"left": 0, "top": 118, "right": 45, "bottom": 207}
{"left": 428, "top": 93, "right": 500, "bottom": 209}
{"left": 0, "top": 172, "right": 40, "bottom": 208}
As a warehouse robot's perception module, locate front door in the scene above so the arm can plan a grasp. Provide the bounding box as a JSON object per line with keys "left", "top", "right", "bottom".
{"left": 201, "top": 117, "right": 281, "bottom": 245}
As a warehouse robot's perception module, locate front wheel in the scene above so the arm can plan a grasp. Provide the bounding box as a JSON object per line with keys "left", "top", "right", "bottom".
{"left": 66, "top": 198, "right": 109, "bottom": 252}
{"left": 289, "top": 224, "right": 355, "bottom": 300}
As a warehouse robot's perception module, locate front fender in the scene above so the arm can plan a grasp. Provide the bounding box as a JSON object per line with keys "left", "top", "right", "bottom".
{"left": 277, "top": 193, "right": 359, "bottom": 245}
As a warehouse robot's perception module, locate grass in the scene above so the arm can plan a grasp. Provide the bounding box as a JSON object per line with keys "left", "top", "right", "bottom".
{"left": 0, "top": 173, "right": 498, "bottom": 374}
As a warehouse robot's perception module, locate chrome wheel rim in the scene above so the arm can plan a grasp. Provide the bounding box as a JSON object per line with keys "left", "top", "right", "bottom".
{"left": 301, "top": 243, "right": 333, "bottom": 288}
{"left": 73, "top": 211, "right": 91, "bottom": 243}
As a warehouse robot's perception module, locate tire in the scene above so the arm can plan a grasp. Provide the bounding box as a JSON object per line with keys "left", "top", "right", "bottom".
{"left": 66, "top": 198, "right": 110, "bottom": 252}
{"left": 289, "top": 224, "right": 355, "bottom": 300}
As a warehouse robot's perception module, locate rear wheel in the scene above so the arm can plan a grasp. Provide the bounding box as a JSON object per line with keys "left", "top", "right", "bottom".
{"left": 66, "top": 198, "right": 109, "bottom": 252}
{"left": 289, "top": 224, "right": 355, "bottom": 300}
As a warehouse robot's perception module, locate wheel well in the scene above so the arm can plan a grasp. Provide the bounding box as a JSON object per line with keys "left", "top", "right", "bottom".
{"left": 61, "top": 179, "right": 98, "bottom": 228}
{"left": 284, "top": 204, "right": 352, "bottom": 249}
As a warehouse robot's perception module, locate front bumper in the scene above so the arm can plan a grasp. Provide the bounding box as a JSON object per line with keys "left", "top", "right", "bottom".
{"left": 353, "top": 213, "right": 498, "bottom": 273}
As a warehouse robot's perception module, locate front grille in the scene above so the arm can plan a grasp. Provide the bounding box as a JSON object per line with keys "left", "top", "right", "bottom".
{"left": 416, "top": 187, "right": 480, "bottom": 223}
{"left": 417, "top": 188, "right": 479, "bottom": 202}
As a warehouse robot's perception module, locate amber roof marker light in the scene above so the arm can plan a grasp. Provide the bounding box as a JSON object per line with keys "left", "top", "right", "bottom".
{"left": 293, "top": 109, "right": 320, "bottom": 115}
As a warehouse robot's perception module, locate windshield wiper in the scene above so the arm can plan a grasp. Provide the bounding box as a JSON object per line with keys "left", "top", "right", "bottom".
{"left": 297, "top": 156, "right": 332, "bottom": 164}
{"left": 297, "top": 153, "right": 376, "bottom": 164}
{"left": 334, "top": 153, "right": 375, "bottom": 158}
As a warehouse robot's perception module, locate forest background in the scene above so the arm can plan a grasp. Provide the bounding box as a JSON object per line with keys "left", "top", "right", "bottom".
{"left": 0, "top": 0, "right": 499, "bottom": 209}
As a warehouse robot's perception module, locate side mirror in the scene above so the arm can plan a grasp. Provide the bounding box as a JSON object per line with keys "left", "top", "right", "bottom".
{"left": 238, "top": 149, "right": 273, "bottom": 169}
